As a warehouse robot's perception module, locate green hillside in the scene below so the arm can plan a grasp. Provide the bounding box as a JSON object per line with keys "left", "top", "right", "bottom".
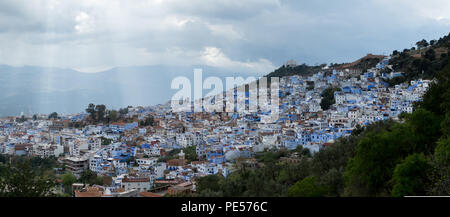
{"left": 195, "top": 34, "right": 450, "bottom": 197}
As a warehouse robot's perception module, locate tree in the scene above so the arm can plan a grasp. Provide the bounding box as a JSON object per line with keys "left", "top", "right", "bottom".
{"left": 0, "top": 155, "right": 9, "bottom": 164}
{"left": 79, "top": 169, "right": 99, "bottom": 185}
{"left": 311, "top": 135, "right": 360, "bottom": 177}
{"left": 434, "top": 137, "right": 450, "bottom": 165}
{"left": 48, "top": 112, "right": 58, "bottom": 119}
{"left": 266, "top": 64, "right": 322, "bottom": 78}
{"left": 184, "top": 146, "right": 199, "bottom": 161}
{"left": 294, "top": 145, "right": 311, "bottom": 157}
{"left": 287, "top": 176, "right": 328, "bottom": 197}
{"left": 61, "top": 172, "right": 77, "bottom": 194}
{"left": 424, "top": 48, "right": 436, "bottom": 61}
{"left": 101, "top": 137, "right": 113, "bottom": 146}
{"left": 95, "top": 104, "right": 106, "bottom": 122}
{"left": 430, "top": 40, "right": 436, "bottom": 46}
{"left": 139, "top": 115, "right": 155, "bottom": 126}
{"left": 86, "top": 103, "right": 96, "bottom": 121}
{"left": 344, "top": 125, "right": 412, "bottom": 196}
{"left": 14, "top": 115, "right": 26, "bottom": 123}
{"left": 391, "top": 153, "right": 431, "bottom": 197}
{"left": 0, "top": 160, "right": 57, "bottom": 197}
{"left": 126, "top": 157, "right": 138, "bottom": 167}
{"left": 196, "top": 175, "right": 223, "bottom": 194}
{"left": 419, "top": 60, "right": 450, "bottom": 116}
{"left": 428, "top": 137, "right": 450, "bottom": 195}
{"left": 416, "top": 39, "right": 428, "bottom": 50}
{"left": 107, "top": 110, "right": 119, "bottom": 123}
{"left": 317, "top": 168, "right": 345, "bottom": 196}
{"left": 86, "top": 104, "right": 107, "bottom": 123}
{"left": 403, "top": 109, "right": 442, "bottom": 154}
{"left": 320, "top": 87, "right": 340, "bottom": 110}
{"left": 119, "top": 107, "right": 129, "bottom": 115}
{"left": 306, "top": 81, "right": 315, "bottom": 90}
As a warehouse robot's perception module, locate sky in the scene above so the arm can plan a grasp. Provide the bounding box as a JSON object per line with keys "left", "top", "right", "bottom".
{"left": 0, "top": 0, "right": 449, "bottom": 74}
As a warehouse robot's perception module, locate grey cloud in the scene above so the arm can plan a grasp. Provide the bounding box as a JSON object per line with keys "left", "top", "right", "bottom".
{"left": 0, "top": 0, "right": 449, "bottom": 73}
{"left": 166, "top": 0, "right": 281, "bottom": 21}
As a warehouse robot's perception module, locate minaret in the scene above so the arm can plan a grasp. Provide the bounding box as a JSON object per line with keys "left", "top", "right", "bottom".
{"left": 178, "top": 149, "right": 185, "bottom": 160}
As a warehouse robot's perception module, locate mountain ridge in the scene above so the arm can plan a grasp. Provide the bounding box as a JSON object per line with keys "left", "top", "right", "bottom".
{"left": 0, "top": 64, "right": 265, "bottom": 117}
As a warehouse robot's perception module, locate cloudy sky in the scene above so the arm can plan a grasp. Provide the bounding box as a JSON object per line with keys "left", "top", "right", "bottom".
{"left": 0, "top": 0, "right": 449, "bottom": 73}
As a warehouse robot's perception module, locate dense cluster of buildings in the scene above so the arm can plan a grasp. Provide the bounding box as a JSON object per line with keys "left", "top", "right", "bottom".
{"left": 0, "top": 57, "right": 431, "bottom": 197}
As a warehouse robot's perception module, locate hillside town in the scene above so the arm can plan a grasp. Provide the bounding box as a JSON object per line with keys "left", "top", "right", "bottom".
{"left": 0, "top": 57, "right": 431, "bottom": 197}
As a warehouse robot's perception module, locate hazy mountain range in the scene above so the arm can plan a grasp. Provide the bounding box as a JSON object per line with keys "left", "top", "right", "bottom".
{"left": 0, "top": 65, "right": 265, "bottom": 117}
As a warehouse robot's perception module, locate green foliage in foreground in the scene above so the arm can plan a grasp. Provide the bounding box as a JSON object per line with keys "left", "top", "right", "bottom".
{"left": 61, "top": 172, "right": 77, "bottom": 194}
{"left": 391, "top": 153, "right": 431, "bottom": 197}
{"left": 0, "top": 160, "right": 58, "bottom": 197}
{"left": 287, "top": 176, "right": 328, "bottom": 197}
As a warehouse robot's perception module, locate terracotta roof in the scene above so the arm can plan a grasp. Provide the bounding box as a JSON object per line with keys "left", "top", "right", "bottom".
{"left": 122, "top": 177, "right": 150, "bottom": 183}
{"left": 14, "top": 145, "right": 26, "bottom": 151}
{"left": 75, "top": 191, "right": 103, "bottom": 197}
{"left": 176, "top": 182, "right": 192, "bottom": 187}
{"left": 139, "top": 192, "right": 163, "bottom": 197}
{"left": 75, "top": 187, "right": 103, "bottom": 197}
{"left": 111, "top": 122, "right": 126, "bottom": 126}
{"left": 154, "top": 179, "right": 180, "bottom": 185}
{"left": 322, "top": 142, "right": 333, "bottom": 147}
{"left": 167, "top": 159, "right": 186, "bottom": 166}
